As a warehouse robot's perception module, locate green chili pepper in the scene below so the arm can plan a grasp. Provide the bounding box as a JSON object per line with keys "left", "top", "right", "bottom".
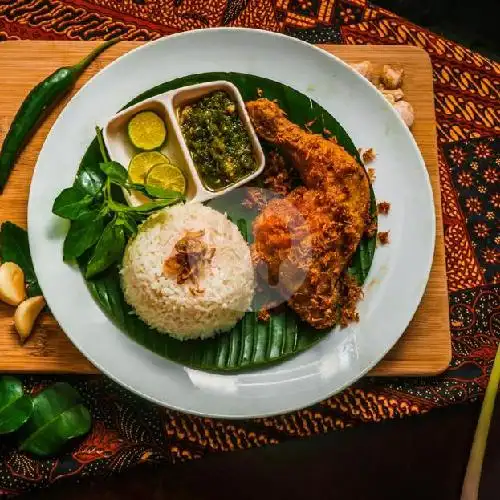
{"left": 0, "top": 39, "right": 118, "bottom": 193}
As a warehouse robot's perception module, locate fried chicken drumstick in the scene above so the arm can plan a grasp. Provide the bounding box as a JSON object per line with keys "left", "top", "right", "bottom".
{"left": 246, "top": 99, "right": 371, "bottom": 329}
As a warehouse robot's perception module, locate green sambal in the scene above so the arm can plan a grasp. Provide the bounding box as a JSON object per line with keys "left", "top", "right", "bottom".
{"left": 178, "top": 91, "right": 256, "bottom": 191}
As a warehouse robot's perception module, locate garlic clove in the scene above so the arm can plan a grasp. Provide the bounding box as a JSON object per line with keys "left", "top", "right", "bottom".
{"left": 383, "top": 92, "right": 396, "bottom": 105}
{"left": 394, "top": 100, "right": 415, "bottom": 128}
{"left": 0, "top": 262, "right": 26, "bottom": 306}
{"left": 350, "top": 61, "right": 376, "bottom": 83}
{"left": 14, "top": 296, "right": 46, "bottom": 343}
{"left": 382, "top": 88, "right": 405, "bottom": 103}
{"left": 381, "top": 65, "right": 404, "bottom": 89}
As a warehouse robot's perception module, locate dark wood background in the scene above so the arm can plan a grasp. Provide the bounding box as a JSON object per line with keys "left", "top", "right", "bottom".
{"left": 23, "top": 401, "right": 500, "bottom": 499}
{"left": 376, "top": 0, "right": 498, "bottom": 60}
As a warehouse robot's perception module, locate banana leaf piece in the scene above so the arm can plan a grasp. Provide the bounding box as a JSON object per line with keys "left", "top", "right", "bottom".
{"left": 75, "top": 72, "right": 378, "bottom": 372}
{"left": 348, "top": 184, "right": 377, "bottom": 285}
{"left": 0, "top": 376, "right": 33, "bottom": 435}
{"left": 0, "top": 221, "right": 42, "bottom": 296}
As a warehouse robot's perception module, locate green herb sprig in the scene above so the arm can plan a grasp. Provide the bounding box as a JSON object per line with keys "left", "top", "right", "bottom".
{"left": 52, "top": 127, "right": 184, "bottom": 278}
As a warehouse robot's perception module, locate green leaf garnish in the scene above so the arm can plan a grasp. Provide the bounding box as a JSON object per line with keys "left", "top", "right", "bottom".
{"left": 119, "top": 199, "right": 182, "bottom": 212}
{"left": 74, "top": 146, "right": 106, "bottom": 196}
{"left": 53, "top": 126, "right": 184, "bottom": 278}
{"left": 18, "top": 382, "right": 91, "bottom": 456}
{"left": 144, "top": 184, "right": 182, "bottom": 200}
{"left": 126, "top": 181, "right": 184, "bottom": 201}
{"left": 86, "top": 221, "right": 125, "bottom": 279}
{"left": 99, "top": 161, "right": 128, "bottom": 186}
{"left": 0, "top": 377, "right": 33, "bottom": 435}
{"left": 63, "top": 216, "right": 106, "bottom": 261}
{"left": 52, "top": 186, "right": 95, "bottom": 220}
{"left": 115, "top": 213, "right": 138, "bottom": 235}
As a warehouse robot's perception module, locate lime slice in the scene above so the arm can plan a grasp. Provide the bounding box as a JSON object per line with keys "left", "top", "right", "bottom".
{"left": 128, "top": 151, "right": 170, "bottom": 184}
{"left": 127, "top": 111, "right": 166, "bottom": 150}
{"left": 146, "top": 163, "right": 186, "bottom": 195}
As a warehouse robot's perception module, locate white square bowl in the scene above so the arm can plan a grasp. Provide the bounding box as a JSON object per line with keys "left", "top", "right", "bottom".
{"left": 103, "top": 81, "right": 265, "bottom": 205}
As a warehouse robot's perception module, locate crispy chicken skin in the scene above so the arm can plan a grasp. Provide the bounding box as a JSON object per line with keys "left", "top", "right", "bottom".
{"left": 246, "top": 99, "right": 371, "bottom": 329}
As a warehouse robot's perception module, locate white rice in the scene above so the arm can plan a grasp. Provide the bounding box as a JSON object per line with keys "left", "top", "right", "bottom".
{"left": 121, "top": 203, "right": 255, "bottom": 340}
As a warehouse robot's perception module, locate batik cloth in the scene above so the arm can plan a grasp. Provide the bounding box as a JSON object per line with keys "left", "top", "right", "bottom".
{"left": 0, "top": 0, "right": 498, "bottom": 495}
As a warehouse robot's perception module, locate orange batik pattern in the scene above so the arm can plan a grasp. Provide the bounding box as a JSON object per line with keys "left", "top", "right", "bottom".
{"left": 0, "top": 0, "right": 499, "bottom": 494}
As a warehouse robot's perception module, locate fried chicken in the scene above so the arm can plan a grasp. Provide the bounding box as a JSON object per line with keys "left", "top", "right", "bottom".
{"left": 246, "top": 99, "right": 371, "bottom": 329}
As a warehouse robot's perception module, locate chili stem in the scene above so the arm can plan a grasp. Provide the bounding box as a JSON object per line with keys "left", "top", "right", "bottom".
{"left": 72, "top": 39, "right": 118, "bottom": 76}
{"left": 461, "top": 342, "right": 500, "bottom": 500}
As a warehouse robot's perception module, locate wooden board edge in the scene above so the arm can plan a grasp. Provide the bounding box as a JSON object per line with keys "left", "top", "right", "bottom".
{"left": 0, "top": 365, "right": 98, "bottom": 374}
{"left": 0, "top": 42, "right": 451, "bottom": 377}
{"left": 370, "top": 349, "right": 452, "bottom": 376}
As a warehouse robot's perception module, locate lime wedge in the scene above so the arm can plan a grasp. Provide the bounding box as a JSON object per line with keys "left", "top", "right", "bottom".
{"left": 127, "top": 111, "right": 166, "bottom": 151}
{"left": 146, "top": 163, "right": 186, "bottom": 195}
{"left": 128, "top": 151, "right": 170, "bottom": 184}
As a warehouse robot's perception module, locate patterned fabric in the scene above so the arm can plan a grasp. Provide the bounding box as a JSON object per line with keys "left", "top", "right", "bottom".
{"left": 0, "top": 0, "right": 499, "bottom": 495}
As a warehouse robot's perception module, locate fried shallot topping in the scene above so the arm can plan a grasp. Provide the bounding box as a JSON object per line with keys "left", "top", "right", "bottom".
{"left": 365, "top": 216, "right": 378, "bottom": 238}
{"left": 368, "top": 168, "right": 376, "bottom": 184}
{"left": 361, "top": 147, "right": 376, "bottom": 164}
{"left": 257, "top": 309, "right": 271, "bottom": 322}
{"left": 377, "top": 201, "right": 391, "bottom": 215}
{"left": 262, "top": 150, "right": 297, "bottom": 197}
{"left": 304, "top": 119, "right": 316, "bottom": 132}
{"left": 163, "top": 230, "right": 215, "bottom": 293}
{"left": 242, "top": 151, "right": 297, "bottom": 209}
{"left": 338, "top": 273, "right": 363, "bottom": 327}
{"left": 242, "top": 187, "right": 270, "bottom": 210}
{"left": 377, "top": 231, "right": 390, "bottom": 245}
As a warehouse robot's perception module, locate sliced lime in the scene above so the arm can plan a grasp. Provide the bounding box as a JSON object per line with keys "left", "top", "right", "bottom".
{"left": 128, "top": 151, "right": 170, "bottom": 184}
{"left": 146, "top": 163, "right": 186, "bottom": 195}
{"left": 127, "top": 111, "right": 166, "bottom": 151}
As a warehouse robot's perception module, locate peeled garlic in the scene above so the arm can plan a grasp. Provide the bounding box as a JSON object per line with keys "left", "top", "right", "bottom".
{"left": 350, "top": 61, "right": 376, "bottom": 83}
{"left": 394, "top": 100, "right": 415, "bottom": 128}
{"left": 381, "top": 65, "right": 404, "bottom": 89}
{"left": 382, "top": 88, "right": 405, "bottom": 103}
{"left": 382, "top": 92, "right": 396, "bottom": 105}
{"left": 0, "top": 262, "right": 26, "bottom": 306}
{"left": 14, "top": 296, "right": 46, "bottom": 342}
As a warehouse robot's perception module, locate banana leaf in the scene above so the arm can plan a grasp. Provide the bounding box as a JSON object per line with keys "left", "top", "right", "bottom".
{"left": 0, "top": 221, "right": 42, "bottom": 297}
{"left": 76, "top": 72, "right": 377, "bottom": 372}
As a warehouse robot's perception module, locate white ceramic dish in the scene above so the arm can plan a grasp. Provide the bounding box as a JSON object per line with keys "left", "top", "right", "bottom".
{"left": 103, "top": 81, "right": 265, "bottom": 206}
{"left": 28, "top": 28, "right": 435, "bottom": 419}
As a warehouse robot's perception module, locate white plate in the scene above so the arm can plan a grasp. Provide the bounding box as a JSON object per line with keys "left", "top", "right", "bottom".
{"left": 28, "top": 28, "right": 435, "bottom": 419}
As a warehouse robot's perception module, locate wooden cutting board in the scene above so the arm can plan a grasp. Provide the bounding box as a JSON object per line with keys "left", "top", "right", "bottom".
{"left": 0, "top": 42, "right": 450, "bottom": 376}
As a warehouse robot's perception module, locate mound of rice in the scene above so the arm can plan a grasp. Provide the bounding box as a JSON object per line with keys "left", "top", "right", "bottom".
{"left": 121, "top": 203, "right": 255, "bottom": 340}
